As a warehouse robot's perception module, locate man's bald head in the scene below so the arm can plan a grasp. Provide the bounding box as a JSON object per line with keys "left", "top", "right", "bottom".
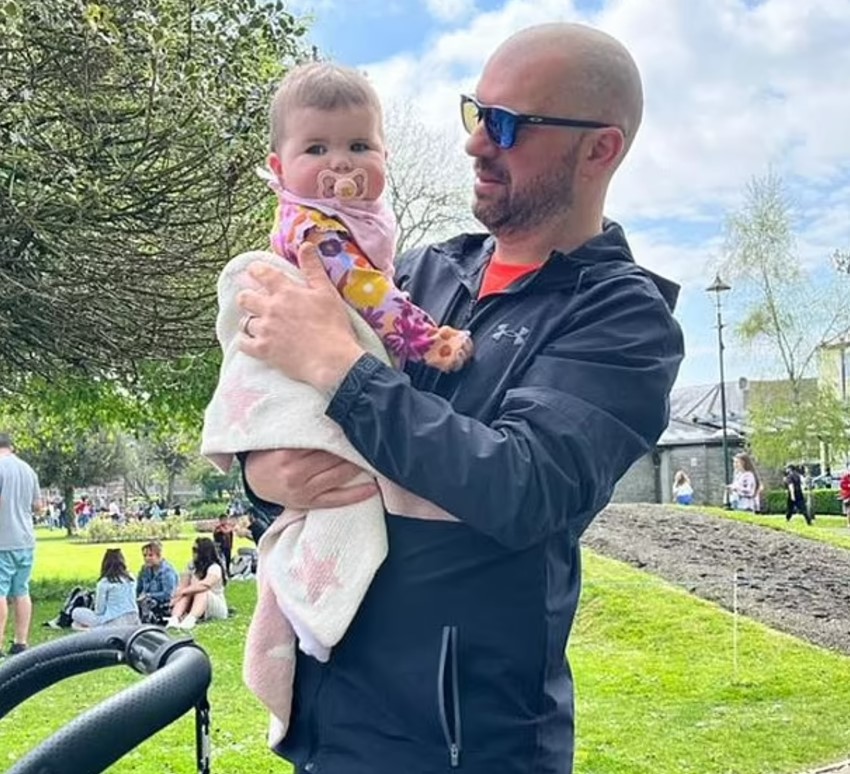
{"left": 489, "top": 23, "right": 644, "bottom": 155}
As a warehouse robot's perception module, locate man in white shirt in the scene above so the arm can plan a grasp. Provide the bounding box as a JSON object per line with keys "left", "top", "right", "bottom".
{"left": 0, "top": 432, "right": 43, "bottom": 657}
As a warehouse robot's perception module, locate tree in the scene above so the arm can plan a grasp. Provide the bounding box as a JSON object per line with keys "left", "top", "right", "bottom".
{"left": 0, "top": 0, "right": 307, "bottom": 391}
{"left": 384, "top": 102, "right": 476, "bottom": 255}
{"left": 186, "top": 454, "right": 243, "bottom": 501}
{"left": 5, "top": 416, "right": 126, "bottom": 535}
{"left": 720, "top": 172, "right": 850, "bottom": 466}
{"left": 122, "top": 432, "right": 195, "bottom": 504}
{"left": 746, "top": 381, "right": 850, "bottom": 469}
{"left": 721, "top": 172, "right": 850, "bottom": 400}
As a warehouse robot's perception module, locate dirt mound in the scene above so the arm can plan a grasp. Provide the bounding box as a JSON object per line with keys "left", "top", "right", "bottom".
{"left": 583, "top": 503, "right": 850, "bottom": 655}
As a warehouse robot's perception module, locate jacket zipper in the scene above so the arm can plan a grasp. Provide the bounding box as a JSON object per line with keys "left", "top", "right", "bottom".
{"left": 438, "top": 625, "right": 462, "bottom": 768}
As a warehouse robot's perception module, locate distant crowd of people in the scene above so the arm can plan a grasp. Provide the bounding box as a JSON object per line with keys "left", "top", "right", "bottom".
{"left": 672, "top": 453, "right": 850, "bottom": 526}
{"left": 40, "top": 496, "right": 185, "bottom": 531}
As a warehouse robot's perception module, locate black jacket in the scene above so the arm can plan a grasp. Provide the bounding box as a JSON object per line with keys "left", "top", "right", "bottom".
{"left": 256, "top": 222, "right": 684, "bottom": 774}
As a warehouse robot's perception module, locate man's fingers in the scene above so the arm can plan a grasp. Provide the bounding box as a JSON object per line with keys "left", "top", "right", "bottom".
{"left": 310, "top": 482, "right": 380, "bottom": 510}
{"left": 236, "top": 287, "right": 268, "bottom": 317}
{"left": 297, "top": 242, "right": 333, "bottom": 289}
{"left": 302, "top": 458, "right": 369, "bottom": 497}
{"left": 246, "top": 260, "right": 289, "bottom": 292}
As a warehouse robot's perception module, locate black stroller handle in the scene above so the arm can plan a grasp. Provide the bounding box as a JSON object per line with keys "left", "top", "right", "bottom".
{"left": 0, "top": 626, "right": 212, "bottom": 774}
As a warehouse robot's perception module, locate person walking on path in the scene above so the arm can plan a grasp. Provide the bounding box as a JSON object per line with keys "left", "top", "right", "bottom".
{"left": 785, "top": 465, "right": 812, "bottom": 524}
{"left": 0, "top": 432, "right": 43, "bottom": 657}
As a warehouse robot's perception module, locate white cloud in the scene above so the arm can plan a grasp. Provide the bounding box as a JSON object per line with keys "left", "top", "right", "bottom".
{"left": 425, "top": 0, "right": 477, "bottom": 23}
{"left": 359, "top": 0, "right": 850, "bottom": 221}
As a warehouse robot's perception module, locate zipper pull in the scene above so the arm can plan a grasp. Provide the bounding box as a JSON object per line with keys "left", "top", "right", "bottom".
{"left": 450, "top": 743, "right": 460, "bottom": 768}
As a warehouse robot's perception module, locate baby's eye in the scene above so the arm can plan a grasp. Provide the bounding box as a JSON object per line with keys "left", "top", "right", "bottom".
{"left": 306, "top": 144, "right": 327, "bottom": 155}
{"left": 351, "top": 142, "right": 370, "bottom": 152}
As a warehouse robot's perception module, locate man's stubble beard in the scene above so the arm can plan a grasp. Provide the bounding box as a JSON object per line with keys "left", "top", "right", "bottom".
{"left": 472, "top": 144, "right": 580, "bottom": 237}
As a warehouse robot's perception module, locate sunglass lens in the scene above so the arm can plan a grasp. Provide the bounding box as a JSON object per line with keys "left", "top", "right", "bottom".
{"left": 485, "top": 108, "right": 515, "bottom": 149}
{"left": 461, "top": 97, "right": 480, "bottom": 135}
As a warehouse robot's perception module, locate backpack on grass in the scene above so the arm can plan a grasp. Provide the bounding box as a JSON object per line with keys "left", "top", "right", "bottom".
{"left": 44, "top": 586, "right": 95, "bottom": 630}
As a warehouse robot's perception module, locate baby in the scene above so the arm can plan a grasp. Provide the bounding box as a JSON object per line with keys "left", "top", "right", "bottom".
{"left": 262, "top": 61, "right": 472, "bottom": 370}
{"left": 201, "top": 63, "right": 461, "bottom": 747}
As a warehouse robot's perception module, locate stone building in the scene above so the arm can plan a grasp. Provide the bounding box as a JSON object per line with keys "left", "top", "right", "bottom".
{"left": 612, "top": 381, "right": 747, "bottom": 507}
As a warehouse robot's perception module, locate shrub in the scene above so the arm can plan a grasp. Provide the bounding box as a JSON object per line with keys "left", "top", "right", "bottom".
{"left": 80, "top": 516, "right": 184, "bottom": 543}
{"left": 762, "top": 488, "right": 843, "bottom": 516}
{"left": 811, "top": 488, "right": 844, "bottom": 516}
{"left": 186, "top": 501, "right": 230, "bottom": 521}
{"left": 763, "top": 489, "right": 786, "bottom": 514}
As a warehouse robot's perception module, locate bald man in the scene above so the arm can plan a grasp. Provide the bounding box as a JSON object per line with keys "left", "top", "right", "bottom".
{"left": 237, "top": 23, "right": 684, "bottom": 774}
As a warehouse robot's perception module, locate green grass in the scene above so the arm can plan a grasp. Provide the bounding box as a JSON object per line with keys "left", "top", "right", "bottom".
{"left": 697, "top": 505, "right": 850, "bottom": 550}
{"left": 573, "top": 551, "right": 850, "bottom": 774}
{"left": 3, "top": 530, "right": 285, "bottom": 774}
{"left": 3, "top": 531, "right": 850, "bottom": 773}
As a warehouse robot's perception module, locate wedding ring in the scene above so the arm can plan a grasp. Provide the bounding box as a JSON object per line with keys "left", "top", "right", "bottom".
{"left": 240, "top": 314, "right": 257, "bottom": 339}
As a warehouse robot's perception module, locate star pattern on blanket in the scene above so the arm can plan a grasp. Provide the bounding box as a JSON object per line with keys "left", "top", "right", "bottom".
{"left": 289, "top": 542, "right": 343, "bottom": 604}
{"left": 221, "top": 376, "right": 266, "bottom": 430}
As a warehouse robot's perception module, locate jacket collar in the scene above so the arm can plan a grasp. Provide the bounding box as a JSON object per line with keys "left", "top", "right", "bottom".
{"left": 440, "top": 220, "right": 680, "bottom": 312}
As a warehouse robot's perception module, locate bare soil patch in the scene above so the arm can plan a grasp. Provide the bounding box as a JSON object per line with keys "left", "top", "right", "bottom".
{"left": 584, "top": 504, "right": 850, "bottom": 656}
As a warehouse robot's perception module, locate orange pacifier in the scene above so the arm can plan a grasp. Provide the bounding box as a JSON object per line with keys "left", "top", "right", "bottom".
{"left": 317, "top": 168, "right": 368, "bottom": 200}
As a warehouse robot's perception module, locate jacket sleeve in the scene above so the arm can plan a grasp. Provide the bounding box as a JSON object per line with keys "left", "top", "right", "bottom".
{"left": 326, "top": 272, "right": 683, "bottom": 549}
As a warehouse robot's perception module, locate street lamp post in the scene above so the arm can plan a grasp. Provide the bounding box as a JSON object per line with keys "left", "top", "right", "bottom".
{"left": 707, "top": 274, "right": 732, "bottom": 498}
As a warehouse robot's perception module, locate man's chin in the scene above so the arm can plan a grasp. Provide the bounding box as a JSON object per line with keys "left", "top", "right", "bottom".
{"left": 473, "top": 204, "right": 509, "bottom": 234}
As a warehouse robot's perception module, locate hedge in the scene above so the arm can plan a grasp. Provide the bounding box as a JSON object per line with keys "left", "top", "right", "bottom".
{"left": 185, "top": 501, "right": 231, "bottom": 521}
{"left": 762, "top": 488, "right": 844, "bottom": 516}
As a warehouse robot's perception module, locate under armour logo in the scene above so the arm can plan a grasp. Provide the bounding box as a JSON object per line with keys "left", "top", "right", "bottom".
{"left": 492, "top": 324, "right": 530, "bottom": 346}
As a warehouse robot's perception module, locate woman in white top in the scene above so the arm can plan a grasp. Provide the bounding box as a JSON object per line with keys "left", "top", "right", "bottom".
{"left": 727, "top": 452, "right": 761, "bottom": 512}
{"left": 166, "top": 537, "right": 228, "bottom": 631}
{"left": 671, "top": 470, "right": 694, "bottom": 505}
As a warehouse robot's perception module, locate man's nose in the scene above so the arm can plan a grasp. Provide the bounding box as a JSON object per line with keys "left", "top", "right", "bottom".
{"left": 464, "top": 121, "right": 496, "bottom": 158}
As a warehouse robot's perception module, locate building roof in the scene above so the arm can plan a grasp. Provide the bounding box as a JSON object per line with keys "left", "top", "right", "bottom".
{"left": 660, "top": 381, "right": 748, "bottom": 447}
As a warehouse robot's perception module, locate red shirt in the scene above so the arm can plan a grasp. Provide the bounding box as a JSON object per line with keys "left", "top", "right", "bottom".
{"left": 478, "top": 254, "right": 543, "bottom": 299}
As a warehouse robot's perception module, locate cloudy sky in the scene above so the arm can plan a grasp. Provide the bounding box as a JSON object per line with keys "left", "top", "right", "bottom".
{"left": 290, "top": 0, "right": 850, "bottom": 388}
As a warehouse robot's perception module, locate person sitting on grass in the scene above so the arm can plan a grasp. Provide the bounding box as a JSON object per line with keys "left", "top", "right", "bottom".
{"left": 165, "top": 537, "right": 228, "bottom": 631}
{"left": 72, "top": 548, "right": 141, "bottom": 630}
{"left": 212, "top": 514, "right": 235, "bottom": 578}
{"left": 136, "top": 540, "right": 179, "bottom": 623}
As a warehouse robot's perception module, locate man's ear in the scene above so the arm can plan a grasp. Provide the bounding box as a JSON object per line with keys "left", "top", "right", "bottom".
{"left": 578, "top": 127, "right": 625, "bottom": 181}
{"left": 267, "top": 153, "right": 284, "bottom": 180}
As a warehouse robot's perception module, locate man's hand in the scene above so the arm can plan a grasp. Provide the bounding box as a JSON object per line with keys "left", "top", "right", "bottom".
{"left": 237, "top": 242, "right": 365, "bottom": 392}
{"left": 245, "top": 449, "right": 379, "bottom": 510}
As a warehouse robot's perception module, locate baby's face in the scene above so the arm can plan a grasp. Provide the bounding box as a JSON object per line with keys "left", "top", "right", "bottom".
{"left": 271, "top": 105, "right": 387, "bottom": 200}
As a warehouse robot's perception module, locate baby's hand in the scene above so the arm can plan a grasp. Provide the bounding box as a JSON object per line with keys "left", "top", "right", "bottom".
{"left": 423, "top": 326, "right": 474, "bottom": 373}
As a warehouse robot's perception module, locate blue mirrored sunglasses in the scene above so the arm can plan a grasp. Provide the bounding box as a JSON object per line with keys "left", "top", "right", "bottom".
{"left": 460, "top": 94, "right": 611, "bottom": 150}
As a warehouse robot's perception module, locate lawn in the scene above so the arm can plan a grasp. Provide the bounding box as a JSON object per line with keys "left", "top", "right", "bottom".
{"left": 700, "top": 505, "right": 850, "bottom": 550}
{"left": 2, "top": 530, "right": 849, "bottom": 773}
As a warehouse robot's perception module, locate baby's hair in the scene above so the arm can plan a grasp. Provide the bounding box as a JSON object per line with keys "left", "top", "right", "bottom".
{"left": 269, "top": 62, "right": 383, "bottom": 151}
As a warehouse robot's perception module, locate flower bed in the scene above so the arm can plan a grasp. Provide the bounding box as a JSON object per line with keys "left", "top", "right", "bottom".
{"left": 79, "top": 515, "right": 185, "bottom": 543}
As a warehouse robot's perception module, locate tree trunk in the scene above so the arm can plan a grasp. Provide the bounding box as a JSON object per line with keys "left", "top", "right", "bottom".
{"left": 63, "top": 482, "right": 76, "bottom": 536}
{"left": 166, "top": 472, "right": 176, "bottom": 505}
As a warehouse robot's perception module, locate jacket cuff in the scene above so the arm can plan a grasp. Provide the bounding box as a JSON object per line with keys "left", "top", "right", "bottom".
{"left": 326, "top": 352, "right": 385, "bottom": 419}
